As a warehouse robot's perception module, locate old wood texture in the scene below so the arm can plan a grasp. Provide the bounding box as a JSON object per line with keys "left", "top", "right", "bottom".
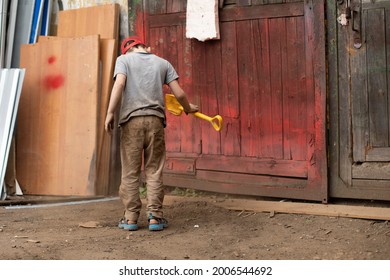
{"left": 329, "top": 0, "right": 390, "bottom": 201}
{"left": 56, "top": 4, "right": 120, "bottom": 195}
{"left": 57, "top": 3, "right": 120, "bottom": 41}
{"left": 18, "top": 35, "right": 100, "bottom": 196}
{"left": 162, "top": 196, "right": 390, "bottom": 221}
{"left": 96, "top": 39, "right": 117, "bottom": 195}
{"left": 141, "top": 0, "right": 327, "bottom": 202}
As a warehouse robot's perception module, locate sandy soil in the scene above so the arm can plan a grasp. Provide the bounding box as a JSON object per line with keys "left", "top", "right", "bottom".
{"left": 0, "top": 191, "right": 389, "bottom": 260}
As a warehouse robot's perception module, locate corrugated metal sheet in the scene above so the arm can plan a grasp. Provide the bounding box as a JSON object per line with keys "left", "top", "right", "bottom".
{"left": 0, "top": 69, "right": 25, "bottom": 200}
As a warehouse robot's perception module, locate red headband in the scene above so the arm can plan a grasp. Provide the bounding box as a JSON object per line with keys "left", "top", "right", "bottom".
{"left": 121, "top": 36, "right": 145, "bottom": 55}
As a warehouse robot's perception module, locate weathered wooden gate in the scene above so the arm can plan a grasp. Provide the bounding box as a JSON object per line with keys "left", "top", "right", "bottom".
{"left": 140, "top": 0, "right": 327, "bottom": 202}
{"left": 329, "top": 0, "right": 390, "bottom": 200}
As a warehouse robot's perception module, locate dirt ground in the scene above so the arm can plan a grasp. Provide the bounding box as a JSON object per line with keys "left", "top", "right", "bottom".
{"left": 0, "top": 190, "right": 389, "bottom": 260}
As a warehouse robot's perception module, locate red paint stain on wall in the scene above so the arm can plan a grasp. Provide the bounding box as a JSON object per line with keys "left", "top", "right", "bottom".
{"left": 136, "top": 8, "right": 145, "bottom": 42}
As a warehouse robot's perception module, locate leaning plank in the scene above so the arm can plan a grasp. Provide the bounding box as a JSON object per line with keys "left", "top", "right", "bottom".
{"left": 162, "top": 196, "right": 390, "bottom": 221}
{"left": 36, "top": 36, "right": 116, "bottom": 195}
{"left": 96, "top": 39, "right": 117, "bottom": 195}
{"left": 57, "top": 4, "right": 120, "bottom": 195}
{"left": 57, "top": 3, "right": 119, "bottom": 40}
{"left": 216, "top": 199, "right": 390, "bottom": 221}
{"left": 17, "top": 35, "right": 99, "bottom": 196}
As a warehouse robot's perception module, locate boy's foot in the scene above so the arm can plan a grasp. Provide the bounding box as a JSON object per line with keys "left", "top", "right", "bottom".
{"left": 148, "top": 214, "right": 168, "bottom": 231}
{"left": 118, "top": 218, "right": 138, "bottom": 231}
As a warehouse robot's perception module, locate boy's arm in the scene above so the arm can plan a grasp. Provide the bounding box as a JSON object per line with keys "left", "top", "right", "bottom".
{"left": 105, "top": 73, "right": 126, "bottom": 133}
{"left": 168, "top": 79, "right": 198, "bottom": 114}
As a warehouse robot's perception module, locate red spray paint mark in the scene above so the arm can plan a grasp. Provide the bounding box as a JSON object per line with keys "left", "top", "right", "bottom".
{"left": 43, "top": 55, "right": 65, "bottom": 90}
{"left": 43, "top": 75, "right": 65, "bottom": 90}
{"left": 48, "top": 56, "right": 56, "bottom": 64}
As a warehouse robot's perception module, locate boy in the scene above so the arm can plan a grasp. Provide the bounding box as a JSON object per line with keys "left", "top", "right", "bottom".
{"left": 105, "top": 36, "right": 198, "bottom": 231}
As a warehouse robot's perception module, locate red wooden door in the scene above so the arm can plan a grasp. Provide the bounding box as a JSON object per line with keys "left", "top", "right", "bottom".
{"left": 141, "top": 0, "right": 327, "bottom": 202}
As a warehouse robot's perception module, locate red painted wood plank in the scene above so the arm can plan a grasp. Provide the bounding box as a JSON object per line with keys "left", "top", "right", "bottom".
{"left": 220, "top": 2, "right": 304, "bottom": 22}
{"left": 237, "top": 20, "right": 258, "bottom": 157}
{"left": 163, "top": 172, "right": 321, "bottom": 201}
{"left": 148, "top": 13, "right": 186, "bottom": 28}
{"left": 176, "top": 24, "right": 201, "bottom": 154}
{"left": 164, "top": 157, "right": 196, "bottom": 175}
{"left": 282, "top": 17, "right": 291, "bottom": 160}
{"left": 150, "top": 27, "right": 181, "bottom": 152}
{"left": 220, "top": 21, "right": 239, "bottom": 119}
{"left": 148, "top": 2, "right": 304, "bottom": 28}
{"left": 202, "top": 41, "right": 222, "bottom": 155}
{"left": 256, "top": 19, "right": 274, "bottom": 158}
{"left": 285, "top": 16, "right": 307, "bottom": 161}
{"left": 191, "top": 39, "right": 208, "bottom": 153}
{"left": 249, "top": 19, "right": 262, "bottom": 158}
{"left": 268, "top": 18, "right": 284, "bottom": 159}
{"left": 220, "top": 117, "right": 241, "bottom": 156}
{"left": 220, "top": 21, "right": 241, "bottom": 156}
{"left": 196, "top": 155, "right": 308, "bottom": 178}
{"left": 252, "top": 19, "right": 265, "bottom": 158}
{"left": 195, "top": 170, "right": 307, "bottom": 190}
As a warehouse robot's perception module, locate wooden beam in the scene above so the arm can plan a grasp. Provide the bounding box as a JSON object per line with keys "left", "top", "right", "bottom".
{"left": 163, "top": 196, "right": 390, "bottom": 221}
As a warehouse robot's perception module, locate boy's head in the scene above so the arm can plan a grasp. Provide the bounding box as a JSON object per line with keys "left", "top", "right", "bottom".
{"left": 121, "top": 36, "right": 146, "bottom": 54}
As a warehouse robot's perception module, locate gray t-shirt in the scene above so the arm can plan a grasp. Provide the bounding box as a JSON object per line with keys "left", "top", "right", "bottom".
{"left": 114, "top": 52, "right": 179, "bottom": 126}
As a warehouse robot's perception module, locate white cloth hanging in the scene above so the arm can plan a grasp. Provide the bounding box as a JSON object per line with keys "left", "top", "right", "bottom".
{"left": 186, "top": 0, "right": 220, "bottom": 42}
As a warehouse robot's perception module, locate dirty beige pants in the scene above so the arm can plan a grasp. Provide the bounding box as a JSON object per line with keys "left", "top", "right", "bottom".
{"left": 119, "top": 116, "right": 166, "bottom": 222}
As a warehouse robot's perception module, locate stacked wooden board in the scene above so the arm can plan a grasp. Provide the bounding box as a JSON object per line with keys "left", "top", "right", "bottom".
{"left": 17, "top": 4, "right": 120, "bottom": 196}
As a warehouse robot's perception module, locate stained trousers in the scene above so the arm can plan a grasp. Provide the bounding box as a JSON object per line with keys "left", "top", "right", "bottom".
{"left": 119, "top": 116, "right": 166, "bottom": 222}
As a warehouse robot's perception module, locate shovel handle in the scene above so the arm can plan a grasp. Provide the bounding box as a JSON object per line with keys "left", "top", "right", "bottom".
{"left": 193, "top": 112, "right": 223, "bottom": 131}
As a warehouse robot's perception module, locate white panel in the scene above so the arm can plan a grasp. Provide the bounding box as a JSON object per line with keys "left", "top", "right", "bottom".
{"left": 0, "top": 69, "right": 25, "bottom": 200}
{"left": 186, "top": 0, "right": 220, "bottom": 41}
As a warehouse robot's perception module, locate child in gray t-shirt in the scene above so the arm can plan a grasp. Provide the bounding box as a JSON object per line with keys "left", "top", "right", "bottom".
{"left": 105, "top": 36, "right": 198, "bottom": 231}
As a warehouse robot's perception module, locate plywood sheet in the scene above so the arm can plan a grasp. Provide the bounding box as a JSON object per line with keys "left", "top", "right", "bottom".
{"left": 35, "top": 38, "right": 116, "bottom": 193}
{"left": 96, "top": 39, "right": 117, "bottom": 195}
{"left": 57, "top": 4, "right": 119, "bottom": 40}
{"left": 17, "top": 35, "right": 100, "bottom": 196}
{"left": 56, "top": 3, "right": 120, "bottom": 195}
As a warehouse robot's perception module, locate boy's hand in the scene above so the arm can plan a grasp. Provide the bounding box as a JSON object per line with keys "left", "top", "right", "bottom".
{"left": 105, "top": 112, "right": 115, "bottom": 134}
{"left": 185, "top": 103, "right": 199, "bottom": 114}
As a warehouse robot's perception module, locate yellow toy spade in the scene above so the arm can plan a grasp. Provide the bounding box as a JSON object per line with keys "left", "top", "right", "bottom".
{"left": 165, "top": 94, "right": 223, "bottom": 132}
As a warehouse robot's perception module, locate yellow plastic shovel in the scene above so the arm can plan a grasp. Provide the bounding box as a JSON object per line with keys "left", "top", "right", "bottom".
{"left": 165, "top": 94, "right": 223, "bottom": 132}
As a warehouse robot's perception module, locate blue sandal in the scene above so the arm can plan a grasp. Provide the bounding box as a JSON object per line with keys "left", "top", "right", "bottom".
{"left": 148, "top": 214, "right": 168, "bottom": 231}
{"left": 118, "top": 218, "right": 138, "bottom": 231}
